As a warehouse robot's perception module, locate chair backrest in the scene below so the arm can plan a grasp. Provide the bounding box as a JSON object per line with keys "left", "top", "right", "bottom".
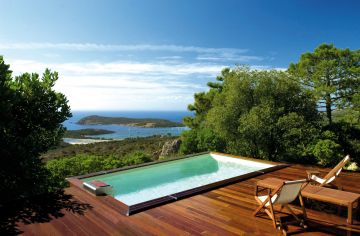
{"left": 322, "top": 155, "right": 350, "bottom": 185}
{"left": 273, "top": 179, "right": 307, "bottom": 205}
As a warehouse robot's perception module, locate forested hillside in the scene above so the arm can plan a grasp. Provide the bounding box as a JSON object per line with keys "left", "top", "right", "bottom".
{"left": 180, "top": 44, "right": 360, "bottom": 167}
{"left": 43, "top": 135, "right": 177, "bottom": 161}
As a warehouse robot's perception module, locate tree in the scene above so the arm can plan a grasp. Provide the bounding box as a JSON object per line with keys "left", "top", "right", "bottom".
{"left": 183, "top": 68, "right": 227, "bottom": 130}
{"left": 180, "top": 68, "right": 230, "bottom": 154}
{"left": 0, "top": 56, "right": 71, "bottom": 203}
{"left": 289, "top": 44, "right": 360, "bottom": 125}
{"left": 181, "top": 66, "right": 321, "bottom": 163}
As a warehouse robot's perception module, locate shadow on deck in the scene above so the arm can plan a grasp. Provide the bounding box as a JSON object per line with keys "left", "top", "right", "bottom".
{"left": 0, "top": 191, "right": 92, "bottom": 235}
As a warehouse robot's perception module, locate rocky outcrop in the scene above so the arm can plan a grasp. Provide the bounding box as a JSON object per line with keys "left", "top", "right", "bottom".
{"left": 160, "top": 139, "right": 181, "bottom": 157}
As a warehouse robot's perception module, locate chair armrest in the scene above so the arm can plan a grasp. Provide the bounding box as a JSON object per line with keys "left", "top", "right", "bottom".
{"left": 306, "top": 170, "right": 320, "bottom": 180}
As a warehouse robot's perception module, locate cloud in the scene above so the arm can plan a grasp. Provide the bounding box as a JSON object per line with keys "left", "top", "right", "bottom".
{"left": 8, "top": 59, "right": 225, "bottom": 77}
{"left": 0, "top": 42, "right": 266, "bottom": 63}
{"left": 7, "top": 59, "right": 216, "bottom": 110}
{"left": 1, "top": 43, "right": 279, "bottom": 110}
{"left": 250, "top": 65, "right": 287, "bottom": 71}
{"left": 156, "top": 56, "right": 183, "bottom": 60}
{"left": 196, "top": 54, "right": 263, "bottom": 62}
{"left": 0, "top": 42, "right": 248, "bottom": 54}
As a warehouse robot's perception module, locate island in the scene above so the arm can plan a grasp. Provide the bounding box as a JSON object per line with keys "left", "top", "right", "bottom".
{"left": 76, "top": 115, "right": 185, "bottom": 128}
{"left": 64, "top": 128, "right": 115, "bottom": 139}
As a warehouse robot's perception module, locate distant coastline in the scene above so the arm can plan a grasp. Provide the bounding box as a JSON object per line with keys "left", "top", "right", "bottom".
{"left": 64, "top": 128, "right": 115, "bottom": 139}
{"left": 62, "top": 111, "right": 191, "bottom": 142}
{"left": 63, "top": 138, "right": 114, "bottom": 145}
{"left": 76, "top": 115, "right": 185, "bottom": 128}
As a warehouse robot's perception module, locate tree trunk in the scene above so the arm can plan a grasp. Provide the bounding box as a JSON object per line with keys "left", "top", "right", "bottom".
{"left": 325, "top": 94, "right": 332, "bottom": 125}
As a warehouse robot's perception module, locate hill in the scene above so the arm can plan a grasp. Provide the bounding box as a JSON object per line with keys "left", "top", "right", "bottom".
{"left": 42, "top": 135, "right": 178, "bottom": 161}
{"left": 76, "top": 115, "right": 184, "bottom": 127}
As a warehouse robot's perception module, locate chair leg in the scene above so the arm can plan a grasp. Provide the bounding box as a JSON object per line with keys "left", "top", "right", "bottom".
{"left": 357, "top": 200, "right": 360, "bottom": 221}
{"left": 253, "top": 196, "right": 270, "bottom": 217}
{"left": 348, "top": 202, "right": 353, "bottom": 225}
{"left": 268, "top": 201, "right": 277, "bottom": 229}
{"left": 299, "top": 194, "right": 307, "bottom": 220}
{"left": 253, "top": 204, "right": 263, "bottom": 216}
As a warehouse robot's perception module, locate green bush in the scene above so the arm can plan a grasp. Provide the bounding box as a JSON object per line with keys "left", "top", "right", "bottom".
{"left": 316, "top": 123, "right": 360, "bottom": 166}
{"left": 42, "top": 135, "right": 175, "bottom": 161}
{"left": 313, "top": 139, "right": 342, "bottom": 166}
{"left": 122, "top": 151, "right": 152, "bottom": 166}
{"left": 46, "top": 152, "right": 153, "bottom": 187}
{"left": 180, "top": 128, "right": 225, "bottom": 154}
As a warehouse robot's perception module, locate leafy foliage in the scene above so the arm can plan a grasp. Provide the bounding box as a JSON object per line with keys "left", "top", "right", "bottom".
{"left": 317, "top": 122, "right": 360, "bottom": 166}
{"left": 181, "top": 66, "right": 320, "bottom": 163}
{"left": 182, "top": 45, "right": 360, "bottom": 167}
{"left": 289, "top": 44, "right": 360, "bottom": 124}
{"left": 288, "top": 44, "right": 360, "bottom": 166}
{"left": 42, "top": 135, "right": 177, "bottom": 161}
{"left": 47, "top": 151, "right": 152, "bottom": 187}
{"left": 0, "top": 56, "right": 71, "bottom": 203}
{"left": 45, "top": 136, "right": 179, "bottom": 187}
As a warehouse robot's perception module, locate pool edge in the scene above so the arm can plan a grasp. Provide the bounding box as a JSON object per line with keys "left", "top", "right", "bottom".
{"left": 67, "top": 152, "right": 290, "bottom": 216}
{"left": 126, "top": 163, "right": 288, "bottom": 215}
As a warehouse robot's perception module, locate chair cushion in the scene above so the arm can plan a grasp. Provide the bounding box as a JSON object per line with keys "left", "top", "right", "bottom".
{"left": 257, "top": 194, "right": 278, "bottom": 206}
{"left": 310, "top": 174, "right": 325, "bottom": 184}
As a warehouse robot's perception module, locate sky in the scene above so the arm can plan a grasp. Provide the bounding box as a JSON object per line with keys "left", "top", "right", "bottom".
{"left": 1, "top": 0, "right": 359, "bottom": 111}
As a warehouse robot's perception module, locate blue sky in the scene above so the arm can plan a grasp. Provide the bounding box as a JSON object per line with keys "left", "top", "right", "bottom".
{"left": 1, "top": 0, "right": 359, "bottom": 110}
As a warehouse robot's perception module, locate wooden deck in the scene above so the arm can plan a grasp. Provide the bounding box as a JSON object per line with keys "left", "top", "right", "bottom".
{"left": 14, "top": 164, "right": 360, "bottom": 235}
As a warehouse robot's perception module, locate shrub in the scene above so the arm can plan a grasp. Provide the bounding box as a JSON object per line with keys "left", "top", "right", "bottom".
{"left": 46, "top": 152, "right": 153, "bottom": 187}
{"left": 313, "top": 139, "right": 342, "bottom": 166}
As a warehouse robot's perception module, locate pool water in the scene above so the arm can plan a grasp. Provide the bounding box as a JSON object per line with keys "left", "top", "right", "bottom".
{"left": 83, "top": 153, "right": 273, "bottom": 205}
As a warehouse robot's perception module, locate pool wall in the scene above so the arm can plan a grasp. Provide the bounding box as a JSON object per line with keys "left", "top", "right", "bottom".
{"left": 67, "top": 152, "right": 289, "bottom": 216}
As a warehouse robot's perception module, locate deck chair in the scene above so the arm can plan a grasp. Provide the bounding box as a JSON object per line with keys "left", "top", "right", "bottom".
{"left": 307, "top": 155, "right": 350, "bottom": 188}
{"left": 253, "top": 179, "right": 307, "bottom": 235}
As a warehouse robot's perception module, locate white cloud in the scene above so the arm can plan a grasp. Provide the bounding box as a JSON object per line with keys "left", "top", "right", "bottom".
{"left": 9, "top": 59, "right": 225, "bottom": 77}
{"left": 156, "top": 56, "right": 183, "bottom": 60}
{"left": 1, "top": 42, "right": 279, "bottom": 110}
{"left": 250, "top": 65, "right": 287, "bottom": 71}
{"left": 0, "top": 42, "right": 248, "bottom": 54}
{"left": 7, "top": 59, "right": 217, "bottom": 110}
{"left": 196, "top": 54, "right": 263, "bottom": 62}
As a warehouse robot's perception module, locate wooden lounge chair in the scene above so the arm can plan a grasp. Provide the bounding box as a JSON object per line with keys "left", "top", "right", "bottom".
{"left": 307, "top": 155, "right": 350, "bottom": 188}
{"left": 253, "top": 179, "right": 307, "bottom": 235}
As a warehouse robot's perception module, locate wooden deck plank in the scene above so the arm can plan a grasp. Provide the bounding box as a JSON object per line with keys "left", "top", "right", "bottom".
{"left": 12, "top": 164, "right": 360, "bottom": 235}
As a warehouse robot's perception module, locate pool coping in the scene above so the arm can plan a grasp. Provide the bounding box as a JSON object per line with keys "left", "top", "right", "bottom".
{"left": 67, "top": 152, "right": 289, "bottom": 216}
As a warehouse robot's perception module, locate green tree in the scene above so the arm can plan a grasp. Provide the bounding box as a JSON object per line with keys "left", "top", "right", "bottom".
{"left": 181, "top": 66, "right": 320, "bottom": 163}
{"left": 0, "top": 56, "right": 71, "bottom": 203}
{"left": 181, "top": 68, "right": 231, "bottom": 154}
{"left": 208, "top": 67, "right": 320, "bottom": 161}
{"left": 289, "top": 44, "right": 360, "bottom": 125}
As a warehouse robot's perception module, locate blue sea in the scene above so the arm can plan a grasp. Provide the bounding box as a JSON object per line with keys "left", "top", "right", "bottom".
{"left": 63, "top": 111, "right": 192, "bottom": 141}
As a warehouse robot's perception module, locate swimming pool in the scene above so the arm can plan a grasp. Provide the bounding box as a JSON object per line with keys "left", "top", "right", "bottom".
{"left": 68, "top": 152, "right": 286, "bottom": 215}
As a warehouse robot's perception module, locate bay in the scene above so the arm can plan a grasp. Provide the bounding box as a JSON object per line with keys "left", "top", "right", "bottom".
{"left": 63, "top": 110, "right": 192, "bottom": 140}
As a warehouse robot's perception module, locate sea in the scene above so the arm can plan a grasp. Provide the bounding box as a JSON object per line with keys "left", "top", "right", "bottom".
{"left": 63, "top": 111, "right": 192, "bottom": 143}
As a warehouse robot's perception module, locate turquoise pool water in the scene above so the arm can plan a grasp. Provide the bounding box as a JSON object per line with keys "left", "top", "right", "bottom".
{"left": 83, "top": 153, "right": 273, "bottom": 205}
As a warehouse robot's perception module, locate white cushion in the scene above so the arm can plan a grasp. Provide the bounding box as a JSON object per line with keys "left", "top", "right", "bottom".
{"left": 257, "top": 194, "right": 278, "bottom": 206}
{"left": 310, "top": 174, "right": 325, "bottom": 184}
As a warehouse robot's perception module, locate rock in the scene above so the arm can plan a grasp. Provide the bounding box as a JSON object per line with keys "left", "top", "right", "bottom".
{"left": 160, "top": 139, "right": 181, "bottom": 157}
{"left": 152, "top": 150, "right": 162, "bottom": 159}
